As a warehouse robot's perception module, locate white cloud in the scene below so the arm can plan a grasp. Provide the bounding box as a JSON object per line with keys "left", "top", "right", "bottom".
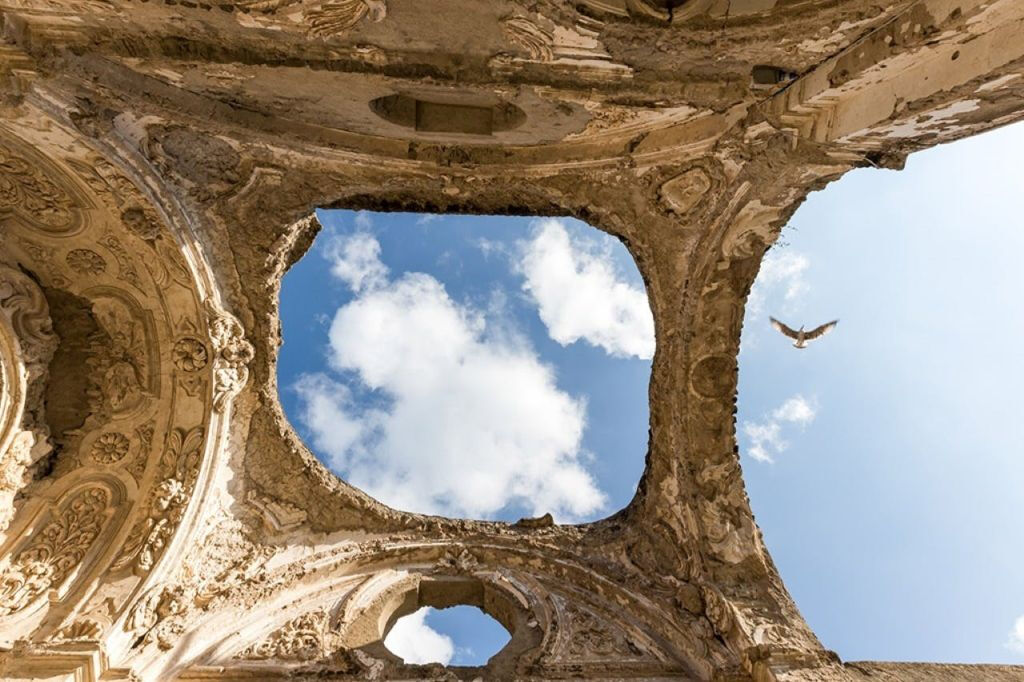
{"left": 385, "top": 608, "right": 454, "bottom": 665}
{"left": 747, "top": 249, "right": 810, "bottom": 318}
{"left": 296, "top": 231, "right": 606, "bottom": 520}
{"left": 476, "top": 237, "right": 509, "bottom": 260}
{"left": 743, "top": 395, "right": 817, "bottom": 463}
{"left": 323, "top": 230, "right": 389, "bottom": 293}
{"left": 773, "top": 395, "right": 816, "bottom": 425}
{"left": 416, "top": 214, "right": 442, "bottom": 226}
{"left": 518, "top": 219, "right": 654, "bottom": 360}
{"left": 1008, "top": 615, "right": 1024, "bottom": 655}
{"left": 354, "top": 211, "right": 373, "bottom": 231}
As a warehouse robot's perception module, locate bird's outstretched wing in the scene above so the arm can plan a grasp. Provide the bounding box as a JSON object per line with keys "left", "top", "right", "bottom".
{"left": 770, "top": 317, "right": 800, "bottom": 339}
{"left": 805, "top": 319, "right": 838, "bottom": 340}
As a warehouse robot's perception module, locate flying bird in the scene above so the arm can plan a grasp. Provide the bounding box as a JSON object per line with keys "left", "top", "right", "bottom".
{"left": 770, "top": 317, "right": 838, "bottom": 349}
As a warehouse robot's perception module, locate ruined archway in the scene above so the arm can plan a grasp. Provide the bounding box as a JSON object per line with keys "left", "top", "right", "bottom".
{"left": 0, "top": 1, "right": 1023, "bottom": 680}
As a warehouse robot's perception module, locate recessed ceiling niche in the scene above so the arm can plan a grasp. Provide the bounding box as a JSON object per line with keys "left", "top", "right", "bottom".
{"left": 369, "top": 94, "right": 527, "bottom": 136}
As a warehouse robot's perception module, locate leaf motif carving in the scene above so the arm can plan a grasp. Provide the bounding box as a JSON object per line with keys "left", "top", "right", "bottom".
{"left": 0, "top": 139, "right": 81, "bottom": 234}
{"left": 0, "top": 487, "right": 110, "bottom": 616}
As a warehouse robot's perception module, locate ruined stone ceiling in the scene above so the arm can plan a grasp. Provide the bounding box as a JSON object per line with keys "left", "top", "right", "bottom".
{"left": 0, "top": 0, "right": 1023, "bottom": 680}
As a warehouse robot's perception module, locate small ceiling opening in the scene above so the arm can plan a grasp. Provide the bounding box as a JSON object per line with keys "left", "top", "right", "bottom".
{"left": 738, "top": 120, "right": 1024, "bottom": 664}
{"left": 750, "top": 64, "right": 797, "bottom": 88}
{"left": 370, "top": 94, "right": 527, "bottom": 136}
{"left": 278, "top": 211, "right": 652, "bottom": 523}
{"left": 384, "top": 605, "right": 511, "bottom": 666}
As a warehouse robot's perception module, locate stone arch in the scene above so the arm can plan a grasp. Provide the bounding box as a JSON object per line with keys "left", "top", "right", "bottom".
{"left": 0, "top": 116, "right": 252, "bottom": 671}
{"left": 171, "top": 542, "right": 711, "bottom": 680}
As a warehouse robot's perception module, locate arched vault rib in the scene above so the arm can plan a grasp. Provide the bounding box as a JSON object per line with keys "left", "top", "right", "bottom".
{"left": 0, "top": 107, "right": 253, "bottom": 679}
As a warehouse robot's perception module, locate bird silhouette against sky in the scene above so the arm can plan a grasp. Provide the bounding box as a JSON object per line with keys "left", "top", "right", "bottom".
{"left": 770, "top": 317, "right": 838, "bottom": 349}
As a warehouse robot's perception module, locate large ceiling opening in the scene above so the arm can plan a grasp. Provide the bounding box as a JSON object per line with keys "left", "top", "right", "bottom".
{"left": 738, "top": 121, "right": 1024, "bottom": 664}
{"left": 278, "top": 211, "right": 652, "bottom": 523}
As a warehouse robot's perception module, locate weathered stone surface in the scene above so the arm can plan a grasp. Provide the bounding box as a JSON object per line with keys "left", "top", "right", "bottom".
{"left": 0, "top": 0, "right": 1021, "bottom": 679}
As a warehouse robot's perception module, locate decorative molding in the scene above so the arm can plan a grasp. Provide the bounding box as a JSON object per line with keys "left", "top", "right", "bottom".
{"left": 0, "top": 3, "right": 1022, "bottom": 680}
{"left": 493, "top": 14, "right": 634, "bottom": 83}
{"left": 0, "top": 264, "right": 58, "bottom": 373}
{"left": 503, "top": 17, "right": 554, "bottom": 62}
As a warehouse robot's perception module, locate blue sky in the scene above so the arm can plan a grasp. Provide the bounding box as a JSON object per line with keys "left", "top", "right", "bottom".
{"left": 277, "top": 121, "right": 1024, "bottom": 666}
{"left": 739, "top": 121, "right": 1024, "bottom": 665}
{"left": 278, "top": 211, "right": 651, "bottom": 524}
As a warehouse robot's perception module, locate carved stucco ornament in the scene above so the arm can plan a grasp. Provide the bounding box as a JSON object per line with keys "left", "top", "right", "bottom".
{"left": 65, "top": 248, "right": 106, "bottom": 275}
{"left": 205, "top": 300, "right": 254, "bottom": 413}
{"left": 247, "top": 490, "right": 307, "bottom": 532}
{"left": 502, "top": 17, "right": 556, "bottom": 62}
{"left": 90, "top": 432, "right": 131, "bottom": 464}
{"left": 700, "top": 583, "right": 736, "bottom": 639}
{"left": 689, "top": 354, "right": 735, "bottom": 399}
{"left": 434, "top": 547, "right": 480, "bottom": 574}
{"left": 0, "top": 138, "right": 83, "bottom": 236}
{"left": 0, "top": 486, "right": 111, "bottom": 617}
{"left": 231, "top": 0, "right": 388, "bottom": 38}
{"left": 0, "top": 264, "right": 57, "bottom": 538}
{"left": 112, "top": 427, "right": 204, "bottom": 575}
{"left": 52, "top": 618, "right": 103, "bottom": 642}
{"left": 565, "top": 605, "right": 628, "bottom": 658}
{"left": 172, "top": 337, "right": 209, "bottom": 372}
{"left": 660, "top": 167, "right": 713, "bottom": 215}
{"left": 125, "top": 584, "right": 191, "bottom": 651}
{"left": 573, "top": 0, "right": 670, "bottom": 21}
{"left": 494, "top": 13, "right": 633, "bottom": 82}
{"left": 234, "top": 609, "right": 329, "bottom": 661}
{"left": 91, "top": 294, "right": 153, "bottom": 416}
{"left": 0, "top": 264, "right": 57, "bottom": 379}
